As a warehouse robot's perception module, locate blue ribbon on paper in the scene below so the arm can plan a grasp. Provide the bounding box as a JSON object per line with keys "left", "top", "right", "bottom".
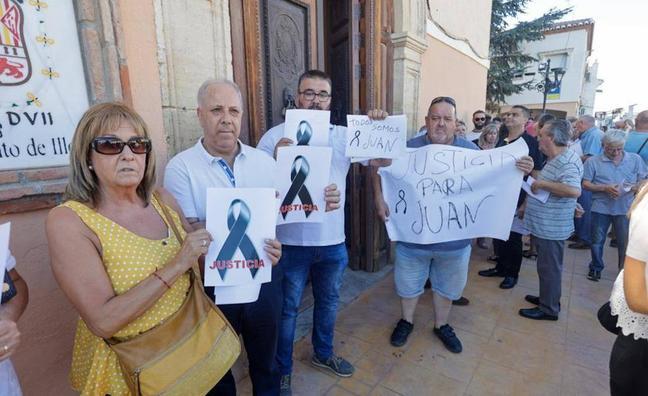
{"left": 280, "top": 155, "right": 314, "bottom": 219}
{"left": 296, "top": 120, "right": 312, "bottom": 145}
{"left": 215, "top": 199, "right": 261, "bottom": 280}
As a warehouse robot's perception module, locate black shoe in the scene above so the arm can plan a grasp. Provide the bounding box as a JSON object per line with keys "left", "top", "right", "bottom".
{"left": 478, "top": 267, "right": 505, "bottom": 277}
{"left": 487, "top": 255, "right": 499, "bottom": 263}
{"left": 433, "top": 324, "right": 462, "bottom": 353}
{"left": 567, "top": 234, "right": 579, "bottom": 242}
{"left": 518, "top": 307, "right": 558, "bottom": 321}
{"left": 452, "top": 296, "right": 470, "bottom": 306}
{"left": 522, "top": 249, "right": 538, "bottom": 259}
{"left": 499, "top": 277, "right": 517, "bottom": 289}
{"left": 390, "top": 319, "right": 414, "bottom": 347}
{"left": 587, "top": 269, "right": 601, "bottom": 282}
{"left": 568, "top": 241, "right": 590, "bottom": 250}
{"left": 524, "top": 295, "right": 540, "bottom": 305}
{"left": 424, "top": 279, "right": 431, "bottom": 289}
{"left": 610, "top": 239, "right": 618, "bottom": 248}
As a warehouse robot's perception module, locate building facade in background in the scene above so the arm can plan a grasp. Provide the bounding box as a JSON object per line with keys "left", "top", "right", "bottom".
{"left": 0, "top": 1, "right": 491, "bottom": 393}
{"left": 503, "top": 18, "right": 602, "bottom": 118}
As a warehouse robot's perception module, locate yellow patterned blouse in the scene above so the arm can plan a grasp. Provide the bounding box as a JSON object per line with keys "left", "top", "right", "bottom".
{"left": 61, "top": 196, "right": 189, "bottom": 396}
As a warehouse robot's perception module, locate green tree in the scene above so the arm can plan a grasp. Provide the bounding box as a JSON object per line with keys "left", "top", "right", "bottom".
{"left": 487, "top": 0, "right": 571, "bottom": 113}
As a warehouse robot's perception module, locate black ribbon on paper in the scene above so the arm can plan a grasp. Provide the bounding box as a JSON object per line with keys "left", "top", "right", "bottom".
{"left": 280, "top": 155, "right": 314, "bottom": 219}
{"left": 296, "top": 120, "right": 312, "bottom": 145}
{"left": 215, "top": 199, "right": 261, "bottom": 280}
{"left": 395, "top": 189, "right": 407, "bottom": 214}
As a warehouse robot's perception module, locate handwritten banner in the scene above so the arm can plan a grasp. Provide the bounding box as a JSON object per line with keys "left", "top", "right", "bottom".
{"left": 345, "top": 115, "right": 407, "bottom": 159}
{"left": 204, "top": 188, "right": 276, "bottom": 289}
{"left": 0, "top": 0, "right": 89, "bottom": 170}
{"left": 283, "top": 109, "right": 330, "bottom": 147}
{"left": 378, "top": 139, "right": 529, "bottom": 244}
{"left": 275, "top": 145, "right": 332, "bottom": 224}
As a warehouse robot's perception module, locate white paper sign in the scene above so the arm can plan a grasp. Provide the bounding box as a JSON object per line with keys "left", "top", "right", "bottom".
{"left": 204, "top": 188, "right": 276, "bottom": 289}
{"left": 0, "top": 222, "right": 11, "bottom": 305}
{"left": 345, "top": 115, "right": 407, "bottom": 159}
{"left": 283, "top": 109, "right": 330, "bottom": 147}
{"left": 276, "top": 145, "right": 332, "bottom": 224}
{"left": 0, "top": 0, "right": 89, "bottom": 171}
{"left": 213, "top": 284, "right": 261, "bottom": 306}
{"left": 522, "top": 176, "right": 549, "bottom": 203}
{"left": 378, "top": 139, "right": 529, "bottom": 244}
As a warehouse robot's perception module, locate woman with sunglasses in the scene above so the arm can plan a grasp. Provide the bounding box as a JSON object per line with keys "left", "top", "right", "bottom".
{"left": 46, "top": 102, "right": 213, "bottom": 395}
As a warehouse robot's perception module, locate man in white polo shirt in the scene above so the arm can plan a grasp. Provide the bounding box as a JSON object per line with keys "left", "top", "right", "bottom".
{"left": 257, "top": 70, "right": 387, "bottom": 395}
{"left": 164, "top": 79, "right": 289, "bottom": 396}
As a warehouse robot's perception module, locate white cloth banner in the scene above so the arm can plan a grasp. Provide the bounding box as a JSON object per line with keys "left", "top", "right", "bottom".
{"left": 379, "top": 139, "right": 529, "bottom": 244}
{"left": 275, "top": 145, "right": 332, "bottom": 224}
{"left": 283, "top": 109, "right": 330, "bottom": 146}
{"left": 0, "top": 0, "right": 88, "bottom": 170}
{"left": 204, "top": 188, "right": 276, "bottom": 289}
{"left": 345, "top": 115, "right": 407, "bottom": 159}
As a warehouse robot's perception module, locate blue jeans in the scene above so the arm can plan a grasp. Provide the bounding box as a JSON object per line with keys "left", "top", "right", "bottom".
{"left": 575, "top": 189, "right": 592, "bottom": 244}
{"left": 589, "top": 212, "right": 629, "bottom": 272}
{"left": 276, "top": 243, "right": 348, "bottom": 376}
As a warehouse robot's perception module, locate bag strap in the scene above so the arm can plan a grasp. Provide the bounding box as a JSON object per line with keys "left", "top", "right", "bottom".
{"left": 637, "top": 137, "right": 648, "bottom": 155}
{"left": 153, "top": 191, "right": 201, "bottom": 277}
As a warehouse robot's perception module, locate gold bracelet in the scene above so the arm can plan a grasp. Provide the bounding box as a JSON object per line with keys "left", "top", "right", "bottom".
{"left": 152, "top": 271, "right": 171, "bottom": 289}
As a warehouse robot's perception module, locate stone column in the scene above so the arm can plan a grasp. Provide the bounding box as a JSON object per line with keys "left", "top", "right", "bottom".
{"left": 153, "top": 0, "right": 233, "bottom": 155}
{"left": 391, "top": 0, "right": 428, "bottom": 135}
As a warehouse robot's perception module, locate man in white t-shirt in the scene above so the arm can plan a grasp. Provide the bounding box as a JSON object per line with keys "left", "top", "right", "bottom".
{"left": 257, "top": 70, "right": 387, "bottom": 395}
{"left": 165, "top": 80, "right": 289, "bottom": 395}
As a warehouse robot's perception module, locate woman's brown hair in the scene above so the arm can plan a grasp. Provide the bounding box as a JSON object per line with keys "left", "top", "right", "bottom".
{"left": 65, "top": 102, "right": 157, "bottom": 206}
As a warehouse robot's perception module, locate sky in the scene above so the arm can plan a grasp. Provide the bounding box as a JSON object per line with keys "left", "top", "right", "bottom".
{"left": 519, "top": 0, "right": 648, "bottom": 114}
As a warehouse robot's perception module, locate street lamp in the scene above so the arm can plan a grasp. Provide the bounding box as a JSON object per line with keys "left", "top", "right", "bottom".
{"left": 536, "top": 58, "right": 566, "bottom": 112}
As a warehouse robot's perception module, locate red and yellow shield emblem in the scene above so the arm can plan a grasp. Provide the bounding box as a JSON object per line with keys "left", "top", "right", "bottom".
{"left": 0, "top": 0, "right": 30, "bottom": 86}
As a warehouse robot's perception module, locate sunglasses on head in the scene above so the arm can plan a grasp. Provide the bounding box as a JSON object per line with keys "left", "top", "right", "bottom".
{"left": 91, "top": 136, "right": 152, "bottom": 155}
{"left": 431, "top": 96, "right": 456, "bottom": 107}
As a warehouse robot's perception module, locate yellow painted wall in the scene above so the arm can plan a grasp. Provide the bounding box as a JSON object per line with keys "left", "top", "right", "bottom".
{"left": 417, "top": 36, "right": 489, "bottom": 129}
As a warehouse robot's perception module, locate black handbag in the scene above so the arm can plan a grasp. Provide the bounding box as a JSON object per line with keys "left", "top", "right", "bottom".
{"left": 1, "top": 269, "right": 16, "bottom": 304}
{"left": 597, "top": 301, "right": 621, "bottom": 335}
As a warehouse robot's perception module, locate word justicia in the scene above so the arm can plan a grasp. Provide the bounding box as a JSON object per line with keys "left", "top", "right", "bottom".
{"left": 209, "top": 259, "right": 266, "bottom": 270}
{"left": 280, "top": 203, "right": 319, "bottom": 214}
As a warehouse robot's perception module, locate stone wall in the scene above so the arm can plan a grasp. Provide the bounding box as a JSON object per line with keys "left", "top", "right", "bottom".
{"left": 153, "top": 0, "right": 233, "bottom": 156}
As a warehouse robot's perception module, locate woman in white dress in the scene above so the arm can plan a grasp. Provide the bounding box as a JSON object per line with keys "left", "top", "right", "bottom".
{"left": 0, "top": 251, "right": 29, "bottom": 396}
{"left": 609, "top": 183, "right": 648, "bottom": 394}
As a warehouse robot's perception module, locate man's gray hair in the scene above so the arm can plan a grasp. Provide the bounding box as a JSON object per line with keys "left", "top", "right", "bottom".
{"left": 602, "top": 129, "right": 627, "bottom": 146}
{"left": 197, "top": 79, "right": 243, "bottom": 107}
{"left": 579, "top": 114, "right": 596, "bottom": 128}
{"left": 545, "top": 119, "right": 572, "bottom": 147}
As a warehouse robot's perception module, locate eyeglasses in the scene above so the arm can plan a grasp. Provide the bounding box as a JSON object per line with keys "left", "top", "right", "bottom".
{"left": 474, "top": 117, "right": 486, "bottom": 121}
{"left": 299, "top": 90, "right": 331, "bottom": 101}
{"left": 91, "top": 136, "right": 152, "bottom": 155}
{"left": 431, "top": 96, "right": 456, "bottom": 108}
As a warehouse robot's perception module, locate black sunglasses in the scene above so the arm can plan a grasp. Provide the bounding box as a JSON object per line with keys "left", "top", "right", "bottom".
{"left": 91, "top": 136, "right": 152, "bottom": 155}
{"left": 474, "top": 117, "right": 486, "bottom": 121}
{"left": 431, "top": 96, "right": 456, "bottom": 108}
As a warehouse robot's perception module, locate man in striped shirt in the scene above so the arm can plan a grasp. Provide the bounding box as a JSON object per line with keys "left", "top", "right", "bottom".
{"left": 521, "top": 119, "right": 583, "bottom": 320}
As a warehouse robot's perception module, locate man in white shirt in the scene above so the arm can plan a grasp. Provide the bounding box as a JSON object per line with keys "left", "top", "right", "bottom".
{"left": 164, "top": 79, "right": 288, "bottom": 396}
{"left": 257, "top": 70, "right": 386, "bottom": 395}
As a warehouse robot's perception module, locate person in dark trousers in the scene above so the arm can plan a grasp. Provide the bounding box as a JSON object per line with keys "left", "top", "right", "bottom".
{"left": 478, "top": 105, "right": 544, "bottom": 289}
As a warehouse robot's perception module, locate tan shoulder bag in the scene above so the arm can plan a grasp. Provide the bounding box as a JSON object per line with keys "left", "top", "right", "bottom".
{"left": 105, "top": 192, "right": 240, "bottom": 395}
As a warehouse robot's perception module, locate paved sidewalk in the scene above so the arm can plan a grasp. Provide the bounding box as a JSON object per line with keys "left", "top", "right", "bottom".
{"left": 238, "top": 239, "right": 618, "bottom": 395}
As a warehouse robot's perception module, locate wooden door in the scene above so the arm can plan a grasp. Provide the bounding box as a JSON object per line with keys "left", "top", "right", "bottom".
{"left": 230, "top": 0, "right": 319, "bottom": 144}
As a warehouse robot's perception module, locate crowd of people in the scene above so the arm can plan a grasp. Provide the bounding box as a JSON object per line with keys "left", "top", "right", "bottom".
{"left": 1, "top": 69, "right": 647, "bottom": 395}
